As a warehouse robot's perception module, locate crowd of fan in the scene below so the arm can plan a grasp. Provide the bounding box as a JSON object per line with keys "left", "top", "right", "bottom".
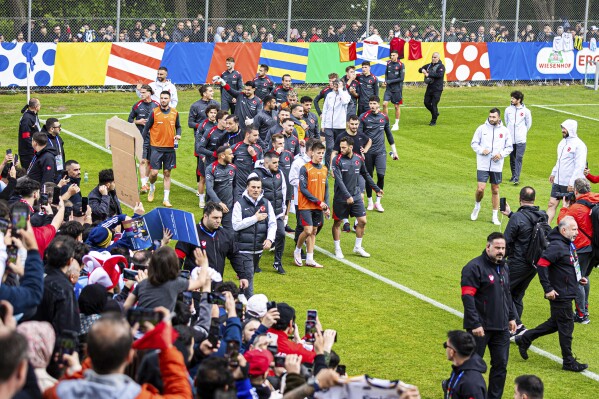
{"left": 3, "top": 17, "right": 599, "bottom": 44}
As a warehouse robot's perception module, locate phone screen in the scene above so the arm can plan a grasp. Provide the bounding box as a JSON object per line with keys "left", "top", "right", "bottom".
{"left": 82, "top": 197, "right": 88, "bottom": 213}
{"left": 11, "top": 207, "right": 28, "bottom": 232}
{"left": 52, "top": 187, "right": 61, "bottom": 205}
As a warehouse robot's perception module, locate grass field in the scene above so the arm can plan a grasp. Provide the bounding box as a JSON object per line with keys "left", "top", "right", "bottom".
{"left": 1, "top": 85, "right": 599, "bottom": 398}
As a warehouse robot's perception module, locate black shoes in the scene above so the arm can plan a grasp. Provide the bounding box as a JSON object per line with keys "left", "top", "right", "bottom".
{"left": 273, "top": 262, "right": 286, "bottom": 275}
{"left": 284, "top": 225, "right": 295, "bottom": 233}
{"left": 254, "top": 267, "right": 262, "bottom": 273}
{"left": 563, "top": 359, "right": 588, "bottom": 372}
{"left": 514, "top": 335, "right": 529, "bottom": 360}
{"left": 429, "top": 121, "right": 436, "bottom": 126}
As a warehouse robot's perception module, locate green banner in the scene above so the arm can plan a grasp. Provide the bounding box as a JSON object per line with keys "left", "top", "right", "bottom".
{"left": 305, "top": 43, "right": 354, "bottom": 83}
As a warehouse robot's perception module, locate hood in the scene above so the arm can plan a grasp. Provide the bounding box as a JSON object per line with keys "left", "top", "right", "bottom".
{"left": 519, "top": 205, "right": 546, "bottom": 220}
{"left": 37, "top": 146, "right": 58, "bottom": 157}
{"left": 253, "top": 162, "right": 274, "bottom": 176}
{"left": 216, "top": 27, "right": 225, "bottom": 35}
{"left": 548, "top": 226, "right": 571, "bottom": 244}
{"left": 454, "top": 353, "right": 487, "bottom": 373}
{"left": 242, "top": 190, "right": 264, "bottom": 204}
{"left": 484, "top": 119, "right": 503, "bottom": 128}
{"left": 561, "top": 119, "right": 578, "bottom": 138}
{"left": 55, "top": 370, "right": 141, "bottom": 399}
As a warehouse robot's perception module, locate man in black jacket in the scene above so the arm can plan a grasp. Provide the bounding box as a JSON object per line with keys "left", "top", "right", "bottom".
{"left": 43, "top": 117, "right": 66, "bottom": 174}
{"left": 18, "top": 98, "right": 41, "bottom": 169}
{"left": 26, "top": 132, "right": 57, "bottom": 185}
{"left": 461, "top": 232, "right": 516, "bottom": 399}
{"left": 501, "top": 186, "right": 548, "bottom": 335}
{"left": 88, "top": 169, "right": 122, "bottom": 222}
{"left": 443, "top": 330, "right": 487, "bottom": 399}
{"left": 515, "top": 216, "right": 589, "bottom": 372}
{"left": 418, "top": 52, "right": 445, "bottom": 126}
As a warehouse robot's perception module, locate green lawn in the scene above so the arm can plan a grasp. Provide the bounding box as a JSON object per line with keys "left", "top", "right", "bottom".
{"left": 2, "top": 85, "right": 599, "bottom": 397}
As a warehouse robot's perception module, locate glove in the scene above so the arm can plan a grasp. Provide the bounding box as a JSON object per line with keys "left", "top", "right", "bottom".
{"left": 245, "top": 118, "right": 254, "bottom": 126}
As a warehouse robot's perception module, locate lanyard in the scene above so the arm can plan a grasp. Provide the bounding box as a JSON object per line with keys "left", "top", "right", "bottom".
{"left": 26, "top": 154, "right": 37, "bottom": 174}
{"left": 445, "top": 371, "right": 464, "bottom": 399}
{"left": 199, "top": 224, "right": 216, "bottom": 239}
{"left": 48, "top": 135, "right": 62, "bottom": 156}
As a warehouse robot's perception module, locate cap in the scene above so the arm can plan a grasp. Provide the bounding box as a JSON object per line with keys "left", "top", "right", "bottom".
{"left": 246, "top": 294, "right": 268, "bottom": 318}
{"left": 592, "top": 26, "right": 598, "bottom": 31}
{"left": 244, "top": 349, "right": 273, "bottom": 376}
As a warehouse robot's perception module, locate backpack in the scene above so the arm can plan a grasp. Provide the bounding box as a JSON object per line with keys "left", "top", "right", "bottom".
{"left": 522, "top": 212, "right": 551, "bottom": 267}
{"left": 574, "top": 199, "right": 599, "bottom": 249}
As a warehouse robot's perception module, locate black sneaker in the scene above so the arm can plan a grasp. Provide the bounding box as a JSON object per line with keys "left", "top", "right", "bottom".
{"left": 574, "top": 314, "right": 591, "bottom": 324}
{"left": 514, "top": 335, "right": 529, "bottom": 360}
{"left": 563, "top": 359, "right": 588, "bottom": 372}
{"left": 284, "top": 225, "right": 295, "bottom": 233}
{"left": 273, "top": 262, "right": 286, "bottom": 275}
{"left": 429, "top": 121, "right": 436, "bottom": 126}
{"left": 513, "top": 180, "right": 520, "bottom": 186}
{"left": 342, "top": 222, "right": 351, "bottom": 233}
{"left": 254, "top": 267, "right": 262, "bottom": 273}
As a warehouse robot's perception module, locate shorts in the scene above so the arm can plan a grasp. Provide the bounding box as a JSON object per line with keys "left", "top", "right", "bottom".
{"left": 365, "top": 152, "right": 387, "bottom": 176}
{"left": 196, "top": 156, "right": 205, "bottom": 177}
{"left": 477, "top": 170, "right": 502, "bottom": 184}
{"left": 299, "top": 209, "right": 323, "bottom": 227}
{"left": 550, "top": 183, "right": 570, "bottom": 199}
{"left": 150, "top": 149, "right": 176, "bottom": 170}
{"left": 383, "top": 91, "right": 403, "bottom": 105}
{"left": 333, "top": 200, "right": 366, "bottom": 220}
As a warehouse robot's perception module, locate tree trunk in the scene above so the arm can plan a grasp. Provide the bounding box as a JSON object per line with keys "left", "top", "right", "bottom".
{"left": 530, "top": 0, "right": 555, "bottom": 27}
{"left": 8, "top": 0, "right": 26, "bottom": 35}
{"left": 211, "top": 0, "right": 227, "bottom": 27}
{"left": 484, "top": 0, "right": 501, "bottom": 25}
{"left": 174, "top": 0, "right": 188, "bottom": 18}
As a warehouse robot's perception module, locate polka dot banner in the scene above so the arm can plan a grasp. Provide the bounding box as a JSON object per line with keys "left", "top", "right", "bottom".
{"left": 444, "top": 42, "right": 490, "bottom": 82}
{"left": 0, "top": 42, "right": 56, "bottom": 87}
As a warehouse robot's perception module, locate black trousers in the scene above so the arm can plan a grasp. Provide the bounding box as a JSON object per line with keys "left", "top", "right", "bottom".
{"left": 509, "top": 260, "right": 537, "bottom": 325}
{"left": 472, "top": 329, "right": 510, "bottom": 399}
{"left": 423, "top": 90, "right": 442, "bottom": 122}
{"left": 274, "top": 218, "right": 285, "bottom": 264}
{"left": 519, "top": 300, "right": 574, "bottom": 363}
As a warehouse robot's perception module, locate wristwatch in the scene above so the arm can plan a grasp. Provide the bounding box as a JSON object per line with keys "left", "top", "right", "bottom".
{"left": 307, "top": 376, "right": 321, "bottom": 392}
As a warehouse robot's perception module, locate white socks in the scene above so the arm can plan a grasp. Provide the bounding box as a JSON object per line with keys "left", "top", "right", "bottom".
{"left": 355, "top": 237, "right": 363, "bottom": 248}
{"left": 334, "top": 240, "right": 341, "bottom": 250}
{"left": 306, "top": 253, "right": 314, "bottom": 262}
{"left": 199, "top": 194, "right": 205, "bottom": 201}
{"left": 141, "top": 177, "right": 149, "bottom": 185}
{"left": 492, "top": 210, "right": 498, "bottom": 219}
{"left": 164, "top": 190, "right": 170, "bottom": 201}
{"left": 474, "top": 201, "right": 481, "bottom": 209}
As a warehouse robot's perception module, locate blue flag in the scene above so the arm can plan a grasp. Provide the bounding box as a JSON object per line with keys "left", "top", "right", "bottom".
{"left": 26, "top": 49, "right": 35, "bottom": 72}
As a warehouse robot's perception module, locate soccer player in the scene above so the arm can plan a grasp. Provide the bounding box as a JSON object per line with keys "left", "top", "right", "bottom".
{"left": 129, "top": 85, "right": 158, "bottom": 194}
{"left": 198, "top": 110, "right": 229, "bottom": 167}
{"left": 358, "top": 96, "right": 398, "bottom": 212}
{"left": 213, "top": 77, "right": 263, "bottom": 125}
{"left": 205, "top": 146, "right": 237, "bottom": 229}
{"left": 332, "top": 136, "right": 383, "bottom": 259}
{"left": 220, "top": 57, "right": 243, "bottom": 112}
{"left": 253, "top": 64, "right": 275, "bottom": 100}
{"left": 356, "top": 62, "right": 379, "bottom": 116}
{"left": 342, "top": 65, "right": 360, "bottom": 117}
{"left": 136, "top": 66, "right": 178, "bottom": 107}
{"left": 300, "top": 96, "right": 321, "bottom": 140}
{"left": 195, "top": 105, "right": 219, "bottom": 207}
{"left": 142, "top": 91, "right": 181, "bottom": 207}
{"left": 313, "top": 73, "right": 336, "bottom": 116}
{"left": 225, "top": 115, "right": 244, "bottom": 146}
{"left": 382, "top": 50, "right": 405, "bottom": 131}
{"left": 270, "top": 134, "right": 295, "bottom": 232}
{"left": 232, "top": 128, "right": 264, "bottom": 200}
{"left": 253, "top": 95, "right": 278, "bottom": 148}
{"left": 188, "top": 84, "right": 219, "bottom": 133}
{"left": 294, "top": 141, "right": 329, "bottom": 268}
{"left": 273, "top": 74, "right": 293, "bottom": 106}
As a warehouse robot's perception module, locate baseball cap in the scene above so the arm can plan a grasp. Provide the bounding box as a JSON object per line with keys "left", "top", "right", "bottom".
{"left": 244, "top": 349, "right": 273, "bottom": 376}
{"left": 247, "top": 294, "right": 268, "bottom": 318}
{"left": 592, "top": 26, "right": 598, "bottom": 31}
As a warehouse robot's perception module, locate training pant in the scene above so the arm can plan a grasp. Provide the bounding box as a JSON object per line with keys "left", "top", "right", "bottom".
{"left": 472, "top": 329, "right": 510, "bottom": 399}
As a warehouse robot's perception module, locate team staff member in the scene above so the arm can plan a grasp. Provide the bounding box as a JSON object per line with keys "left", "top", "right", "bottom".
{"left": 470, "top": 108, "right": 512, "bottom": 226}
{"left": 129, "top": 84, "right": 158, "bottom": 193}
{"left": 321, "top": 79, "right": 351, "bottom": 169}
{"left": 253, "top": 64, "right": 275, "bottom": 100}
{"left": 442, "top": 330, "right": 488, "bottom": 399}
{"left": 142, "top": 91, "right": 181, "bottom": 207}
{"left": 213, "top": 77, "right": 264, "bottom": 125}
{"left": 293, "top": 142, "right": 329, "bottom": 268}
{"left": 505, "top": 91, "right": 532, "bottom": 186}
{"left": 356, "top": 62, "right": 378, "bottom": 116}
{"left": 42, "top": 117, "right": 66, "bottom": 175}
{"left": 220, "top": 57, "right": 243, "bottom": 112}
{"left": 382, "top": 50, "right": 405, "bottom": 131}
{"left": 18, "top": 98, "right": 41, "bottom": 169}
{"left": 461, "top": 232, "right": 517, "bottom": 399}
{"left": 313, "top": 73, "right": 336, "bottom": 116}
{"left": 205, "top": 146, "right": 237, "bottom": 229}
{"left": 515, "top": 216, "right": 589, "bottom": 372}
{"left": 195, "top": 105, "right": 219, "bottom": 208}
{"left": 26, "top": 132, "right": 58, "bottom": 185}
{"left": 331, "top": 137, "right": 382, "bottom": 259}
{"left": 342, "top": 66, "right": 360, "bottom": 117}
{"left": 136, "top": 66, "right": 178, "bottom": 107}
{"left": 358, "top": 96, "right": 398, "bottom": 213}
{"left": 188, "top": 84, "right": 219, "bottom": 133}
{"left": 547, "top": 119, "right": 587, "bottom": 223}
{"left": 418, "top": 52, "right": 445, "bottom": 126}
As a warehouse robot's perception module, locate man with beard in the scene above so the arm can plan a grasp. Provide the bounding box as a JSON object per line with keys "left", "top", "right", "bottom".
{"left": 232, "top": 128, "right": 263, "bottom": 200}
{"left": 220, "top": 57, "right": 243, "bottom": 112}
{"left": 188, "top": 84, "right": 219, "bottom": 133}
{"left": 253, "top": 95, "right": 278, "bottom": 148}
{"left": 198, "top": 110, "right": 229, "bottom": 168}
{"left": 205, "top": 146, "right": 237, "bottom": 230}
{"left": 253, "top": 65, "right": 275, "bottom": 100}
{"left": 213, "top": 77, "right": 263, "bottom": 126}
{"left": 136, "top": 66, "right": 178, "bottom": 107}
{"left": 129, "top": 85, "right": 158, "bottom": 193}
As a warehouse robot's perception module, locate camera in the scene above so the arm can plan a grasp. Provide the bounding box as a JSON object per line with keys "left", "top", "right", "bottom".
{"left": 126, "top": 307, "right": 161, "bottom": 326}
{"left": 555, "top": 192, "right": 576, "bottom": 201}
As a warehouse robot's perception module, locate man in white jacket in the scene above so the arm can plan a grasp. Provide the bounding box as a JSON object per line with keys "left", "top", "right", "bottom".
{"left": 470, "top": 108, "right": 513, "bottom": 225}
{"left": 135, "top": 66, "right": 178, "bottom": 108}
{"left": 322, "top": 79, "right": 351, "bottom": 169}
{"left": 547, "top": 119, "right": 587, "bottom": 223}
{"left": 505, "top": 91, "right": 532, "bottom": 186}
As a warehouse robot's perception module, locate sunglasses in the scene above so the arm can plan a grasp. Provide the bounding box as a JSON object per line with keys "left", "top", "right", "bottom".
{"left": 443, "top": 342, "right": 456, "bottom": 351}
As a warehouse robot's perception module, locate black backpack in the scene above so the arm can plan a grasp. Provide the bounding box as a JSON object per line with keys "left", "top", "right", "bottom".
{"left": 574, "top": 199, "right": 599, "bottom": 249}
{"left": 523, "top": 212, "right": 551, "bottom": 267}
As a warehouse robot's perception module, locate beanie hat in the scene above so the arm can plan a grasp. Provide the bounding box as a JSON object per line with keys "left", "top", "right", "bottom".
{"left": 87, "top": 226, "right": 113, "bottom": 248}
{"left": 244, "top": 349, "right": 273, "bottom": 376}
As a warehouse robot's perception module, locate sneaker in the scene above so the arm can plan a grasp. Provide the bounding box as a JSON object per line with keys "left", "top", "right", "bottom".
{"left": 508, "top": 177, "right": 514, "bottom": 183}
{"left": 335, "top": 248, "right": 344, "bottom": 259}
{"left": 470, "top": 206, "right": 480, "bottom": 221}
{"left": 513, "top": 180, "right": 520, "bottom": 186}
{"left": 273, "top": 262, "right": 286, "bottom": 275}
{"left": 492, "top": 217, "right": 501, "bottom": 226}
{"left": 294, "top": 251, "right": 303, "bottom": 266}
{"left": 199, "top": 198, "right": 205, "bottom": 208}
{"left": 342, "top": 222, "right": 351, "bottom": 233}
{"left": 574, "top": 314, "right": 591, "bottom": 324}
{"left": 147, "top": 188, "right": 155, "bottom": 202}
{"left": 195, "top": 191, "right": 201, "bottom": 197}
{"left": 429, "top": 121, "right": 436, "bottom": 126}
{"left": 374, "top": 203, "right": 385, "bottom": 213}
{"left": 284, "top": 225, "right": 295, "bottom": 233}
{"left": 367, "top": 202, "right": 374, "bottom": 211}
{"left": 353, "top": 247, "right": 371, "bottom": 257}
{"left": 163, "top": 200, "right": 173, "bottom": 208}
{"left": 514, "top": 335, "right": 529, "bottom": 360}
{"left": 306, "top": 260, "right": 324, "bottom": 268}
{"left": 255, "top": 267, "right": 262, "bottom": 273}
{"left": 140, "top": 184, "right": 150, "bottom": 194}
{"left": 392, "top": 122, "right": 399, "bottom": 131}
{"left": 516, "top": 324, "right": 527, "bottom": 335}
{"left": 563, "top": 359, "right": 589, "bottom": 372}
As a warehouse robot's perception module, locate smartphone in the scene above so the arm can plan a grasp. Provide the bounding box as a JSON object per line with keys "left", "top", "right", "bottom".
{"left": 6, "top": 245, "right": 17, "bottom": 266}
{"left": 267, "top": 343, "right": 278, "bottom": 358}
{"left": 207, "top": 292, "right": 227, "bottom": 306}
{"left": 266, "top": 301, "right": 277, "bottom": 310}
{"left": 6, "top": 149, "right": 11, "bottom": 155}
{"left": 123, "top": 268, "right": 138, "bottom": 280}
{"left": 226, "top": 341, "right": 240, "bottom": 368}
{"left": 0, "top": 219, "right": 9, "bottom": 235}
{"left": 235, "top": 302, "right": 245, "bottom": 320}
{"left": 304, "top": 320, "right": 317, "bottom": 343}
{"left": 307, "top": 309, "right": 317, "bottom": 321}
{"left": 126, "top": 307, "right": 161, "bottom": 326}
{"left": 52, "top": 186, "right": 61, "bottom": 205}
{"left": 56, "top": 332, "right": 78, "bottom": 364}
{"left": 499, "top": 197, "right": 506, "bottom": 212}
{"left": 63, "top": 206, "right": 72, "bottom": 222}
{"left": 81, "top": 197, "right": 88, "bottom": 213}
{"left": 274, "top": 354, "right": 286, "bottom": 368}
{"left": 13, "top": 154, "right": 18, "bottom": 165}
{"left": 11, "top": 203, "right": 29, "bottom": 236}
{"left": 207, "top": 318, "right": 220, "bottom": 347}
{"left": 179, "top": 270, "right": 191, "bottom": 279}
{"left": 5, "top": 149, "right": 12, "bottom": 168}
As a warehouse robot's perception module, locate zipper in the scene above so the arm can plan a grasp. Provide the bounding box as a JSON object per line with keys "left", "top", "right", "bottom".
{"left": 489, "top": 125, "right": 495, "bottom": 171}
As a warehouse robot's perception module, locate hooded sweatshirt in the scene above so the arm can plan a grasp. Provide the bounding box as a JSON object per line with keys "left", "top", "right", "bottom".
{"left": 471, "top": 120, "right": 512, "bottom": 173}
{"left": 445, "top": 354, "right": 488, "bottom": 399}
{"left": 504, "top": 103, "right": 532, "bottom": 144}
{"left": 551, "top": 119, "right": 587, "bottom": 187}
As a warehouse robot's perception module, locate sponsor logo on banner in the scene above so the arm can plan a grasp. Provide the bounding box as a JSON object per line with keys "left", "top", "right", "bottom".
{"left": 575, "top": 48, "right": 599, "bottom": 74}
{"left": 536, "top": 48, "right": 574, "bottom": 74}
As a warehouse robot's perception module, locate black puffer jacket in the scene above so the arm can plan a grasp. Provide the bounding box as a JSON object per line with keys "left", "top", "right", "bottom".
{"left": 537, "top": 227, "right": 581, "bottom": 302}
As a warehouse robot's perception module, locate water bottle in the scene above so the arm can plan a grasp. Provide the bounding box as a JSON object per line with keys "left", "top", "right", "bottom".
{"left": 84, "top": 172, "right": 88, "bottom": 183}
{"left": 174, "top": 138, "right": 179, "bottom": 150}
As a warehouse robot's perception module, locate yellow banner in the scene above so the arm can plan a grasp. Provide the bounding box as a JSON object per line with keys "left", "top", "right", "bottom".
{"left": 404, "top": 42, "right": 446, "bottom": 83}
{"left": 53, "top": 43, "right": 111, "bottom": 86}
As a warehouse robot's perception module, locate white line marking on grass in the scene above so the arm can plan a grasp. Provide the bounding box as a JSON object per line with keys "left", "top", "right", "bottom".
{"left": 62, "top": 119, "right": 599, "bottom": 382}
{"left": 532, "top": 105, "right": 599, "bottom": 122}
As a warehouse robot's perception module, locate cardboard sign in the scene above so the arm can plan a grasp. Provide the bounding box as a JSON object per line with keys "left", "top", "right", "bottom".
{"left": 106, "top": 118, "right": 140, "bottom": 208}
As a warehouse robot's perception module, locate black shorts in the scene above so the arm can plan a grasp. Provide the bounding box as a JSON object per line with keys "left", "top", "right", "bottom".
{"left": 383, "top": 90, "right": 403, "bottom": 105}
{"left": 550, "top": 183, "right": 570, "bottom": 199}
{"left": 333, "top": 200, "right": 366, "bottom": 220}
{"left": 365, "top": 152, "right": 387, "bottom": 176}
{"left": 299, "top": 209, "right": 323, "bottom": 227}
{"left": 196, "top": 156, "right": 205, "bottom": 177}
{"left": 150, "top": 149, "right": 176, "bottom": 170}
{"left": 477, "top": 170, "right": 502, "bottom": 184}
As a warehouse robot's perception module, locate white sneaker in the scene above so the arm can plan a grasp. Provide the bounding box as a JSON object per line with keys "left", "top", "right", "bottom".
{"left": 199, "top": 198, "right": 205, "bottom": 208}
{"left": 367, "top": 202, "right": 374, "bottom": 211}
{"left": 353, "top": 247, "right": 371, "bottom": 257}
{"left": 492, "top": 217, "right": 501, "bottom": 226}
{"left": 335, "top": 248, "right": 345, "bottom": 259}
{"left": 470, "top": 206, "right": 480, "bottom": 221}
{"left": 392, "top": 122, "right": 399, "bottom": 131}
{"left": 374, "top": 203, "right": 385, "bottom": 213}
{"left": 293, "top": 250, "right": 303, "bottom": 267}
